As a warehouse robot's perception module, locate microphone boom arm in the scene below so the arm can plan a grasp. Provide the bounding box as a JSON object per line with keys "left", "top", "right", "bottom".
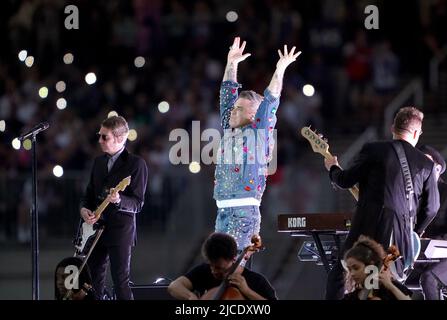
{"left": 18, "top": 122, "right": 49, "bottom": 141}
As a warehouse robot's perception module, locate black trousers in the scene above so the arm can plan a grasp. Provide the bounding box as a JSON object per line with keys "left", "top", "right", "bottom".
{"left": 418, "top": 259, "right": 447, "bottom": 300}
{"left": 325, "top": 260, "right": 345, "bottom": 300}
{"left": 87, "top": 243, "right": 133, "bottom": 300}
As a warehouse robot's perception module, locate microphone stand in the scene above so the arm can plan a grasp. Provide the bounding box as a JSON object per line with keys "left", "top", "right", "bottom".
{"left": 19, "top": 123, "right": 49, "bottom": 300}
{"left": 30, "top": 133, "right": 39, "bottom": 300}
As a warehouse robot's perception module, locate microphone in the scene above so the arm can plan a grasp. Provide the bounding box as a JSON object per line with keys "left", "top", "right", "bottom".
{"left": 18, "top": 122, "right": 50, "bottom": 141}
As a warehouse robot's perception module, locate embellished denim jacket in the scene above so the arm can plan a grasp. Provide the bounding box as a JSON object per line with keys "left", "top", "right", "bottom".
{"left": 213, "top": 81, "right": 280, "bottom": 202}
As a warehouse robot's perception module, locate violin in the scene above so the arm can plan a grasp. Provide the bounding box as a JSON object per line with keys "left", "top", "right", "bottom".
{"left": 200, "top": 235, "right": 263, "bottom": 300}
{"left": 359, "top": 245, "right": 401, "bottom": 300}
{"left": 62, "top": 258, "right": 92, "bottom": 300}
{"left": 63, "top": 283, "right": 94, "bottom": 300}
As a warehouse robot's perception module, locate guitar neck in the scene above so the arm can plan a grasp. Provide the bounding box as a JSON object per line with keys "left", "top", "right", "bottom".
{"left": 301, "top": 126, "right": 360, "bottom": 202}
{"left": 94, "top": 199, "right": 112, "bottom": 219}
{"left": 321, "top": 150, "right": 333, "bottom": 160}
{"left": 323, "top": 151, "right": 359, "bottom": 201}
{"left": 348, "top": 185, "right": 359, "bottom": 201}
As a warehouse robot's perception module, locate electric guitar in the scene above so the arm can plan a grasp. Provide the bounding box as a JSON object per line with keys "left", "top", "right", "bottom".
{"left": 74, "top": 176, "right": 131, "bottom": 257}
{"left": 300, "top": 126, "right": 420, "bottom": 273}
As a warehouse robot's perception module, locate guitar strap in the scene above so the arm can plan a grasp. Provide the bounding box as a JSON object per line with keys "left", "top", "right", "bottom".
{"left": 392, "top": 141, "right": 417, "bottom": 273}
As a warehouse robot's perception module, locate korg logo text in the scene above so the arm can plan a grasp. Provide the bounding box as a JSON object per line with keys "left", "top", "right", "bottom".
{"left": 288, "top": 217, "right": 306, "bottom": 228}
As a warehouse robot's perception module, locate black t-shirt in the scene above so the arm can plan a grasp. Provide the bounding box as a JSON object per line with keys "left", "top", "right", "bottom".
{"left": 343, "top": 280, "right": 413, "bottom": 300}
{"left": 185, "top": 263, "right": 277, "bottom": 300}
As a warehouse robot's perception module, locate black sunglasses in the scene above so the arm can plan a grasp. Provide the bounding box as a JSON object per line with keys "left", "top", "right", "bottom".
{"left": 96, "top": 133, "right": 110, "bottom": 141}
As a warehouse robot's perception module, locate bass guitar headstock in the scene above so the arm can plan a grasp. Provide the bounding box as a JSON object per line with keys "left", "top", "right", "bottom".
{"left": 301, "top": 126, "right": 331, "bottom": 158}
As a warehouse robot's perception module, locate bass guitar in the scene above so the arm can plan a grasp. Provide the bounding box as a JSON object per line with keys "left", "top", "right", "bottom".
{"left": 301, "top": 126, "right": 359, "bottom": 200}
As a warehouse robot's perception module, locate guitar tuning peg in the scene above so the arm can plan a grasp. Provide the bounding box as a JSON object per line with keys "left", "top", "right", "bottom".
{"left": 323, "top": 138, "right": 328, "bottom": 142}
{"left": 318, "top": 133, "right": 323, "bottom": 138}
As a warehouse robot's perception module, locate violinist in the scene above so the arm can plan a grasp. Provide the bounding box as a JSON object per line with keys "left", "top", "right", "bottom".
{"left": 342, "top": 236, "right": 412, "bottom": 300}
{"left": 54, "top": 257, "right": 96, "bottom": 300}
{"left": 167, "top": 232, "right": 277, "bottom": 300}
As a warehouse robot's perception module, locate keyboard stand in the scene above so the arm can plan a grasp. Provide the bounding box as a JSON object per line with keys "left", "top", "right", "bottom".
{"left": 292, "top": 230, "right": 349, "bottom": 274}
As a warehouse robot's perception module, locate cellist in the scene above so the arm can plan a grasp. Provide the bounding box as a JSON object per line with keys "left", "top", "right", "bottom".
{"left": 167, "top": 232, "right": 277, "bottom": 300}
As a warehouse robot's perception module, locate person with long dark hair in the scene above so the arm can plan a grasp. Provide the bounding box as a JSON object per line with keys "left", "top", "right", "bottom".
{"left": 343, "top": 236, "right": 412, "bottom": 300}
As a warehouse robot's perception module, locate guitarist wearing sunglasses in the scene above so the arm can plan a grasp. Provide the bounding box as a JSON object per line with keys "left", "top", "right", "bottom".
{"left": 80, "top": 115, "right": 148, "bottom": 300}
{"left": 324, "top": 107, "right": 439, "bottom": 299}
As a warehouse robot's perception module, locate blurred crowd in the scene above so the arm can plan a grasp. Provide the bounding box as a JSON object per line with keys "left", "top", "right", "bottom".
{"left": 0, "top": 0, "right": 446, "bottom": 242}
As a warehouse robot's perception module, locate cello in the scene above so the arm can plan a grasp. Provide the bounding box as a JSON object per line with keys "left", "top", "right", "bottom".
{"left": 200, "top": 235, "right": 263, "bottom": 300}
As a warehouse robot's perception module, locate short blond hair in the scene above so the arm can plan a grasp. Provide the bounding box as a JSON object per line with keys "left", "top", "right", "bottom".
{"left": 393, "top": 106, "right": 424, "bottom": 135}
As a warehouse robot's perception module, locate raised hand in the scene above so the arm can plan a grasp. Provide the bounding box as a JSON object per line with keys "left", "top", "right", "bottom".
{"left": 267, "top": 45, "right": 302, "bottom": 97}
{"left": 276, "top": 45, "right": 302, "bottom": 72}
{"left": 223, "top": 37, "right": 251, "bottom": 82}
{"left": 227, "top": 37, "right": 251, "bottom": 65}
